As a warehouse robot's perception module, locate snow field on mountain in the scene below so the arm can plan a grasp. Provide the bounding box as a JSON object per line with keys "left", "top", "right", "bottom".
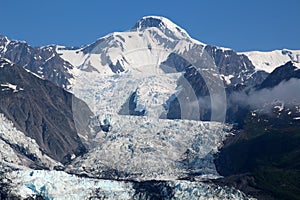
{"left": 241, "top": 49, "right": 300, "bottom": 73}
{"left": 136, "top": 16, "right": 191, "bottom": 39}
{"left": 58, "top": 30, "right": 174, "bottom": 75}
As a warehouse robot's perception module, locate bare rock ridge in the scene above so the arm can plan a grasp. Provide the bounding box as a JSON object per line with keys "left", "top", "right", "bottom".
{"left": 0, "top": 35, "right": 74, "bottom": 89}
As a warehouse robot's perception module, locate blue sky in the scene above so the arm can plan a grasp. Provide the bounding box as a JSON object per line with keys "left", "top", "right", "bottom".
{"left": 1, "top": 0, "right": 299, "bottom": 51}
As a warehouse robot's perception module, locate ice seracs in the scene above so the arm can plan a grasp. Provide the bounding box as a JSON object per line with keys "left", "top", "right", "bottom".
{"left": 66, "top": 116, "right": 231, "bottom": 181}
{"left": 5, "top": 169, "right": 254, "bottom": 200}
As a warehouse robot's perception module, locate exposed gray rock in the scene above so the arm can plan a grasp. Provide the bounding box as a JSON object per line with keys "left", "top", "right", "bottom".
{"left": 0, "top": 59, "right": 93, "bottom": 163}
{"left": 0, "top": 37, "right": 73, "bottom": 89}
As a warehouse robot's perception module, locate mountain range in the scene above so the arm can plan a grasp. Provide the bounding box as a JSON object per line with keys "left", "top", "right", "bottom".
{"left": 0, "top": 16, "right": 300, "bottom": 199}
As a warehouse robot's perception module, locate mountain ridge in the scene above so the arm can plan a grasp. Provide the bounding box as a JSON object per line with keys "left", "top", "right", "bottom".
{"left": 1, "top": 16, "right": 300, "bottom": 199}
{"left": 1, "top": 16, "right": 299, "bottom": 90}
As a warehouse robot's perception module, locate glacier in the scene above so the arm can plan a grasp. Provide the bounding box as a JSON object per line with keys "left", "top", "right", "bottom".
{"left": 0, "top": 16, "right": 263, "bottom": 199}
{"left": 67, "top": 116, "right": 232, "bottom": 181}
{"left": 3, "top": 169, "right": 255, "bottom": 200}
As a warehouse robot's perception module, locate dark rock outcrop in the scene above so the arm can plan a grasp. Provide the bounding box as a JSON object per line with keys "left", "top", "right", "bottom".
{"left": 0, "top": 59, "right": 93, "bottom": 163}
{"left": 119, "top": 91, "right": 146, "bottom": 116}
{"left": 215, "top": 110, "right": 300, "bottom": 200}
{"left": 257, "top": 61, "right": 300, "bottom": 89}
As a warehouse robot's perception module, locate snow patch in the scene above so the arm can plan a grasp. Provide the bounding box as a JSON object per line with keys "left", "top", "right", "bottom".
{"left": 274, "top": 103, "right": 284, "bottom": 112}
{"left": 216, "top": 46, "right": 232, "bottom": 51}
{"left": 0, "top": 58, "right": 13, "bottom": 67}
{"left": 220, "top": 74, "right": 234, "bottom": 85}
{"left": 0, "top": 83, "right": 24, "bottom": 92}
{"left": 44, "top": 53, "right": 56, "bottom": 63}
{"left": 24, "top": 68, "right": 44, "bottom": 79}
{"left": 293, "top": 61, "right": 300, "bottom": 69}
{"left": 56, "top": 46, "right": 85, "bottom": 67}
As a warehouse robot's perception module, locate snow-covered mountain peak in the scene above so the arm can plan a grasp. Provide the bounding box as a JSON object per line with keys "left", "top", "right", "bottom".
{"left": 132, "top": 16, "right": 191, "bottom": 40}
{"left": 59, "top": 16, "right": 207, "bottom": 76}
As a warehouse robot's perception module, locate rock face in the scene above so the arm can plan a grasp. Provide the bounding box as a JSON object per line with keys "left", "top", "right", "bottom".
{"left": 160, "top": 45, "right": 269, "bottom": 121}
{"left": 0, "top": 35, "right": 74, "bottom": 89}
{"left": 204, "top": 45, "right": 268, "bottom": 86}
{"left": 119, "top": 91, "right": 146, "bottom": 116}
{"left": 214, "top": 110, "right": 300, "bottom": 200}
{"left": 257, "top": 61, "right": 300, "bottom": 89}
{"left": 166, "top": 65, "right": 212, "bottom": 121}
{"left": 213, "top": 61, "right": 300, "bottom": 199}
{"left": 0, "top": 59, "right": 92, "bottom": 163}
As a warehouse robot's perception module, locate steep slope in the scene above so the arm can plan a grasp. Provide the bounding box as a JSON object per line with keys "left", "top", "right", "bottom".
{"left": 54, "top": 16, "right": 284, "bottom": 124}
{"left": 213, "top": 62, "right": 300, "bottom": 200}
{"left": 1, "top": 17, "right": 299, "bottom": 93}
{"left": 0, "top": 58, "right": 93, "bottom": 163}
{"left": 1, "top": 15, "right": 300, "bottom": 199}
{"left": 257, "top": 61, "right": 300, "bottom": 89}
{"left": 57, "top": 16, "right": 270, "bottom": 123}
{"left": 58, "top": 16, "right": 202, "bottom": 76}
{"left": 58, "top": 16, "right": 267, "bottom": 88}
{"left": 205, "top": 45, "right": 268, "bottom": 85}
{"left": 0, "top": 35, "right": 74, "bottom": 89}
{"left": 0, "top": 113, "right": 59, "bottom": 169}
{"left": 2, "top": 17, "right": 297, "bottom": 125}
{"left": 215, "top": 111, "right": 300, "bottom": 200}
